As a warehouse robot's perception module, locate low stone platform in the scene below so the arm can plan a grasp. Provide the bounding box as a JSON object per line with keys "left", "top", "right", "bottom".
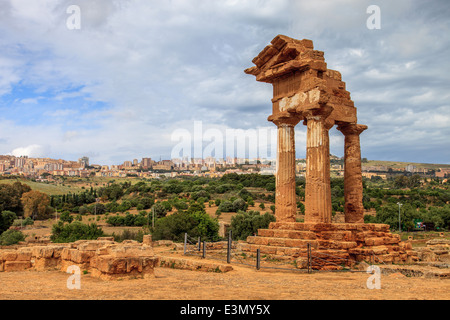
{"left": 240, "top": 222, "right": 418, "bottom": 269}
{"left": 158, "top": 256, "right": 233, "bottom": 273}
{"left": 0, "top": 237, "right": 159, "bottom": 280}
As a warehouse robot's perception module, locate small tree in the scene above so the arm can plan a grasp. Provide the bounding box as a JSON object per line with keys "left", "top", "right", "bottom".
{"left": 231, "top": 211, "right": 276, "bottom": 240}
{"left": 60, "top": 211, "right": 74, "bottom": 223}
{"left": 0, "top": 210, "right": 17, "bottom": 234}
{"left": 0, "top": 229, "right": 25, "bottom": 245}
{"left": 21, "top": 190, "right": 51, "bottom": 220}
{"left": 152, "top": 202, "right": 167, "bottom": 218}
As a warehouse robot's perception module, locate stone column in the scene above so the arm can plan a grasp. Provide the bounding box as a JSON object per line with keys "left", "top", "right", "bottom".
{"left": 303, "top": 107, "right": 333, "bottom": 224}
{"left": 272, "top": 117, "right": 301, "bottom": 223}
{"left": 337, "top": 123, "right": 368, "bottom": 223}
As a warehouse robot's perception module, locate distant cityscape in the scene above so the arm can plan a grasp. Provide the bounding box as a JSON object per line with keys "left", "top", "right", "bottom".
{"left": 0, "top": 154, "right": 449, "bottom": 181}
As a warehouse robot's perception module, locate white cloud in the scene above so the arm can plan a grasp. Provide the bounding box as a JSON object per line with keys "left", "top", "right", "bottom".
{"left": 0, "top": 0, "right": 449, "bottom": 164}
{"left": 11, "top": 144, "right": 48, "bottom": 157}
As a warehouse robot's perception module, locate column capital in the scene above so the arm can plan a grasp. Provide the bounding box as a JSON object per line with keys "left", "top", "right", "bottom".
{"left": 337, "top": 123, "right": 368, "bottom": 136}
{"left": 301, "top": 106, "right": 334, "bottom": 130}
{"left": 302, "top": 105, "right": 333, "bottom": 120}
{"left": 268, "top": 112, "right": 301, "bottom": 127}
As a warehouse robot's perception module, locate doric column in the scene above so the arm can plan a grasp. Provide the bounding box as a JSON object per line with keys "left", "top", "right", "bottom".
{"left": 337, "top": 123, "right": 368, "bottom": 223}
{"left": 272, "top": 116, "right": 301, "bottom": 223}
{"left": 303, "top": 107, "right": 334, "bottom": 224}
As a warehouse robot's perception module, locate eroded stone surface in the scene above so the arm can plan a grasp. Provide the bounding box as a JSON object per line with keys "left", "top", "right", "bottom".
{"left": 0, "top": 238, "right": 158, "bottom": 280}
{"left": 241, "top": 223, "right": 418, "bottom": 269}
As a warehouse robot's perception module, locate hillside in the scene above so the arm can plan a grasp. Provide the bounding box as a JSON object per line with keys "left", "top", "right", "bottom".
{"left": 365, "top": 160, "right": 450, "bottom": 170}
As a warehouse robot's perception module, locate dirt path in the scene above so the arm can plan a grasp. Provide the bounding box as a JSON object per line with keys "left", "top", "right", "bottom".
{"left": 1, "top": 264, "right": 448, "bottom": 300}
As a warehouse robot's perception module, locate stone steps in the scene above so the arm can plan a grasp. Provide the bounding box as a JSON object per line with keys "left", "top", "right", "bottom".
{"left": 269, "top": 222, "right": 390, "bottom": 233}
{"left": 239, "top": 243, "right": 307, "bottom": 257}
{"left": 239, "top": 223, "right": 418, "bottom": 269}
{"left": 257, "top": 229, "right": 317, "bottom": 240}
{"left": 246, "top": 236, "right": 359, "bottom": 250}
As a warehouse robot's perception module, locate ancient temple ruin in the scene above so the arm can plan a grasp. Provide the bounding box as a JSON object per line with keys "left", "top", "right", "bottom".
{"left": 245, "top": 35, "right": 366, "bottom": 224}
{"left": 243, "top": 35, "right": 416, "bottom": 268}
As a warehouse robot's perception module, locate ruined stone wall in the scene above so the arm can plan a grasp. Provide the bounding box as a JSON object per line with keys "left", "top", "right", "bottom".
{"left": 0, "top": 236, "right": 158, "bottom": 280}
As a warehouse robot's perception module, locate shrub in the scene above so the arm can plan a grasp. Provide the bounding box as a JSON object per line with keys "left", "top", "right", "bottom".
{"left": 232, "top": 198, "right": 247, "bottom": 212}
{"left": 106, "top": 212, "right": 149, "bottom": 227}
{"left": 109, "top": 229, "right": 145, "bottom": 243}
{"left": 173, "top": 199, "right": 188, "bottom": 210}
{"left": 106, "top": 215, "right": 125, "bottom": 226}
{"left": 152, "top": 211, "right": 219, "bottom": 242}
{"left": 0, "top": 211, "right": 17, "bottom": 234}
{"left": 0, "top": 229, "right": 25, "bottom": 245}
{"left": 59, "top": 211, "right": 73, "bottom": 223}
{"left": 13, "top": 217, "right": 34, "bottom": 227}
{"left": 152, "top": 202, "right": 168, "bottom": 218}
{"left": 89, "top": 203, "right": 106, "bottom": 215}
{"left": 161, "top": 201, "right": 172, "bottom": 211}
{"left": 78, "top": 205, "right": 89, "bottom": 215}
{"left": 50, "top": 221, "right": 104, "bottom": 243}
{"left": 230, "top": 211, "right": 276, "bottom": 241}
{"left": 218, "top": 200, "right": 234, "bottom": 212}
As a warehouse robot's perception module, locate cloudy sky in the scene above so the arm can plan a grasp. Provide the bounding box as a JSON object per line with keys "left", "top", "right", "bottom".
{"left": 0, "top": 0, "right": 449, "bottom": 165}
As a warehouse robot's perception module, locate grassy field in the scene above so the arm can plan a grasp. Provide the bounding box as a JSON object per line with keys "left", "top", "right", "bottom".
{"left": 0, "top": 178, "right": 83, "bottom": 195}
{"left": 366, "top": 160, "right": 450, "bottom": 170}
{"left": 0, "top": 176, "right": 149, "bottom": 196}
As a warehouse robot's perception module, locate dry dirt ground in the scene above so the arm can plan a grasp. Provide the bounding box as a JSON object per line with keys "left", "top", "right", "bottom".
{"left": 1, "top": 261, "right": 449, "bottom": 301}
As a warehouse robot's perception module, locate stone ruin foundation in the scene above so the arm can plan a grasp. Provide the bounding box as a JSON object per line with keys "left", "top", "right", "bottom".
{"left": 0, "top": 236, "right": 159, "bottom": 280}
{"left": 243, "top": 35, "right": 418, "bottom": 269}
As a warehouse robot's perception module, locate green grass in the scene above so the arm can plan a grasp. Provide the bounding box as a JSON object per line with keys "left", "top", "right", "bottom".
{"left": 0, "top": 178, "right": 83, "bottom": 195}
{"left": 366, "top": 160, "right": 450, "bottom": 170}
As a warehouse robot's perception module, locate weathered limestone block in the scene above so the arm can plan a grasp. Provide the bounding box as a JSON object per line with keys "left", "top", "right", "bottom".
{"left": 32, "top": 245, "right": 66, "bottom": 259}
{"left": 4, "top": 261, "right": 32, "bottom": 272}
{"left": 0, "top": 250, "right": 17, "bottom": 261}
{"left": 142, "top": 235, "right": 152, "bottom": 245}
{"left": 319, "top": 231, "right": 352, "bottom": 241}
{"left": 399, "top": 241, "right": 412, "bottom": 250}
{"left": 16, "top": 247, "right": 33, "bottom": 261}
{"left": 364, "top": 238, "right": 386, "bottom": 246}
{"left": 426, "top": 239, "right": 450, "bottom": 247}
{"left": 91, "top": 255, "right": 158, "bottom": 279}
{"left": 108, "top": 244, "right": 155, "bottom": 258}
{"left": 62, "top": 248, "right": 96, "bottom": 264}
{"left": 318, "top": 240, "right": 358, "bottom": 250}
{"left": 295, "top": 257, "right": 309, "bottom": 269}
{"left": 158, "top": 256, "right": 232, "bottom": 273}
{"left": 97, "top": 237, "right": 114, "bottom": 241}
{"left": 77, "top": 240, "right": 115, "bottom": 252}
